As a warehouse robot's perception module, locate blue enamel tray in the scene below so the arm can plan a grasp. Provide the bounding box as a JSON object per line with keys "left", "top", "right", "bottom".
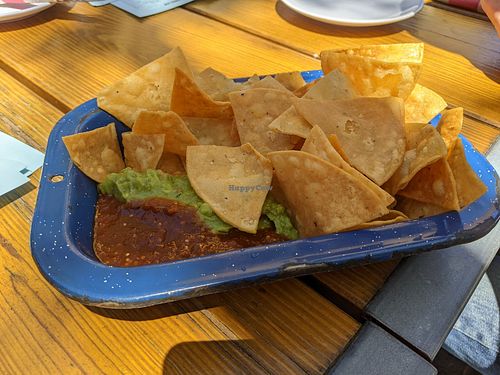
{"left": 31, "top": 70, "right": 500, "bottom": 308}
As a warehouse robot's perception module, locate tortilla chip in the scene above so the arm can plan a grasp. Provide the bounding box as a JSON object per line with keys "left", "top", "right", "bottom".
{"left": 183, "top": 117, "right": 240, "bottom": 146}
{"left": 229, "top": 88, "right": 300, "bottom": 154}
{"left": 171, "top": 68, "right": 233, "bottom": 119}
{"left": 268, "top": 174, "right": 290, "bottom": 210}
{"left": 132, "top": 110, "right": 198, "bottom": 157}
{"left": 348, "top": 43, "right": 424, "bottom": 61}
{"left": 381, "top": 210, "right": 408, "bottom": 220}
{"left": 122, "top": 133, "right": 165, "bottom": 172}
{"left": 320, "top": 43, "right": 423, "bottom": 99}
{"left": 302, "top": 126, "right": 394, "bottom": 207}
{"left": 395, "top": 196, "right": 447, "bottom": 219}
{"left": 268, "top": 106, "right": 312, "bottom": 139}
{"left": 186, "top": 143, "right": 273, "bottom": 234}
{"left": 301, "top": 125, "right": 346, "bottom": 165}
{"left": 383, "top": 123, "right": 447, "bottom": 195}
{"left": 437, "top": 107, "right": 463, "bottom": 155}
{"left": 97, "top": 47, "right": 193, "bottom": 127}
{"left": 275, "top": 71, "right": 306, "bottom": 91}
{"left": 448, "top": 138, "right": 487, "bottom": 208}
{"left": 347, "top": 210, "right": 408, "bottom": 230}
{"left": 405, "top": 84, "right": 447, "bottom": 123}
{"left": 398, "top": 158, "right": 460, "bottom": 211}
{"left": 63, "top": 123, "right": 125, "bottom": 183}
{"left": 293, "top": 80, "right": 317, "bottom": 97}
{"left": 240, "top": 74, "right": 261, "bottom": 89}
{"left": 195, "top": 67, "right": 241, "bottom": 101}
{"left": 303, "top": 69, "right": 357, "bottom": 100}
{"left": 250, "top": 75, "right": 289, "bottom": 92}
{"left": 328, "top": 134, "right": 350, "bottom": 162}
{"left": 293, "top": 97, "right": 406, "bottom": 185}
{"left": 268, "top": 150, "right": 388, "bottom": 237}
{"left": 156, "top": 152, "right": 185, "bottom": 175}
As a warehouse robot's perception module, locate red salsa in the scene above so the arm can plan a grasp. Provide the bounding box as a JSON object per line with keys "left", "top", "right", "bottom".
{"left": 94, "top": 195, "right": 286, "bottom": 267}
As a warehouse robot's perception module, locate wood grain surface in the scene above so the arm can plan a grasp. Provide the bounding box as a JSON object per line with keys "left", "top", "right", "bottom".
{"left": 314, "top": 261, "right": 401, "bottom": 310}
{"left": 0, "top": 4, "right": 318, "bottom": 113}
{"left": 0, "top": 1, "right": 499, "bottom": 373}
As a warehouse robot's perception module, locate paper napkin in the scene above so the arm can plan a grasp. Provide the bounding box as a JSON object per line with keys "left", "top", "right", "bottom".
{"left": 0, "top": 131, "right": 44, "bottom": 196}
{"left": 89, "top": 0, "right": 194, "bottom": 17}
{"left": 89, "top": 1, "right": 114, "bottom": 6}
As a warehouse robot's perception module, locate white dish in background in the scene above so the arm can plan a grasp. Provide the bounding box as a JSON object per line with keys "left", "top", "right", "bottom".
{"left": 281, "top": 0, "right": 424, "bottom": 27}
{"left": 0, "top": 3, "right": 54, "bottom": 23}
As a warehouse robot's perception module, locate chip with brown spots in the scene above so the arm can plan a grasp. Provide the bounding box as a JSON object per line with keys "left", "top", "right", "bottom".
{"left": 122, "top": 133, "right": 165, "bottom": 172}
{"left": 293, "top": 97, "right": 406, "bottom": 185}
{"left": 97, "top": 47, "right": 193, "bottom": 127}
{"left": 171, "top": 68, "right": 233, "bottom": 119}
{"left": 63, "top": 123, "right": 125, "bottom": 183}
{"left": 320, "top": 43, "right": 423, "bottom": 99}
{"left": 133, "top": 110, "right": 198, "bottom": 157}
{"left": 186, "top": 143, "right": 273, "bottom": 234}
{"left": 398, "top": 158, "right": 460, "bottom": 211}
{"left": 448, "top": 138, "right": 487, "bottom": 208}
{"left": 229, "top": 88, "right": 300, "bottom": 154}
{"left": 268, "top": 150, "right": 388, "bottom": 237}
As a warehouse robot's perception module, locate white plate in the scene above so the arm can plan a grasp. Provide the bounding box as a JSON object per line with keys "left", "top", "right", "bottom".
{"left": 0, "top": 3, "right": 54, "bottom": 23}
{"left": 281, "top": 0, "right": 424, "bottom": 27}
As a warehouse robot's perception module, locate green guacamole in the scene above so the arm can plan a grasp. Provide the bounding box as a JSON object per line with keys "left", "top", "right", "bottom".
{"left": 99, "top": 168, "right": 298, "bottom": 240}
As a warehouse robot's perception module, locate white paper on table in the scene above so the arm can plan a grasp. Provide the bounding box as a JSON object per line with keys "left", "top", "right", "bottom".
{"left": 0, "top": 132, "right": 44, "bottom": 197}
{"left": 89, "top": 1, "right": 114, "bottom": 6}
{"left": 111, "top": 0, "right": 194, "bottom": 17}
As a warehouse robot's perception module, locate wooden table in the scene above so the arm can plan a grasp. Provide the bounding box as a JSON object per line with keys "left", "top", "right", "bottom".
{"left": 0, "top": 1, "right": 498, "bottom": 374}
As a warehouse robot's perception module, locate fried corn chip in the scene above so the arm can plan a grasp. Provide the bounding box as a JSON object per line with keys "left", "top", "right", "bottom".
{"left": 269, "top": 70, "right": 358, "bottom": 139}
{"left": 398, "top": 158, "right": 460, "bottom": 211}
{"left": 303, "top": 69, "right": 358, "bottom": 100}
{"left": 122, "top": 133, "right": 165, "bottom": 172}
{"left": 395, "top": 196, "right": 447, "bottom": 219}
{"left": 97, "top": 47, "right": 193, "bottom": 127}
{"left": 186, "top": 143, "right": 273, "bottom": 234}
{"left": 240, "top": 74, "right": 261, "bottom": 89}
{"left": 133, "top": 110, "right": 198, "bottom": 157}
{"left": 275, "top": 71, "right": 306, "bottom": 91}
{"left": 328, "top": 134, "right": 350, "bottom": 162}
{"left": 302, "top": 126, "right": 394, "bottom": 207}
{"left": 448, "top": 138, "right": 487, "bottom": 208}
{"left": 346, "top": 43, "right": 424, "bottom": 60}
{"left": 437, "top": 107, "right": 463, "bottom": 155}
{"left": 301, "top": 125, "right": 347, "bottom": 165}
{"left": 293, "top": 80, "right": 317, "bottom": 97}
{"left": 63, "top": 123, "right": 125, "bottom": 183}
{"left": 293, "top": 97, "right": 406, "bottom": 185}
{"left": 229, "top": 88, "right": 299, "bottom": 154}
{"left": 347, "top": 210, "right": 408, "bottom": 230}
{"left": 405, "top": 84, "right": 447, "bottom": 123}
{"left": 268, "top": 106, "right": 312, "bottom": 139}
{"left": 183, "top": 117, "right": 240, "bottom": 146}
{"left": 268, "top": 150, "right": 389, "bottom": 237}
{"left": 320, "top": 43, "right": 423, "bottom": 99}
{"left": 171, "top": 68, "right": 233, "bottom": 119}
{"left": 383, "top": 123, "right": 447, "bottom": 195}
{"left": 196, "top": 67, "right": 241, "bottom": 101}
{"left": 156, "top": 152, "right": 186, "bottom": 175}
{"left": 249, "top": 75, "right": 290, "bottom": 92}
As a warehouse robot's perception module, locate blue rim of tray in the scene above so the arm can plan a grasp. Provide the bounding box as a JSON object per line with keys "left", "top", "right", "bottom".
{"left": 31, "top": 70, "right": 500, "bottom": 308}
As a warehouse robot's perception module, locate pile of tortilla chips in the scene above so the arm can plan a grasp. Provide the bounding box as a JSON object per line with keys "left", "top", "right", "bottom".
{"left": 63, "top": 44, "right": 488, "bottom": 237}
